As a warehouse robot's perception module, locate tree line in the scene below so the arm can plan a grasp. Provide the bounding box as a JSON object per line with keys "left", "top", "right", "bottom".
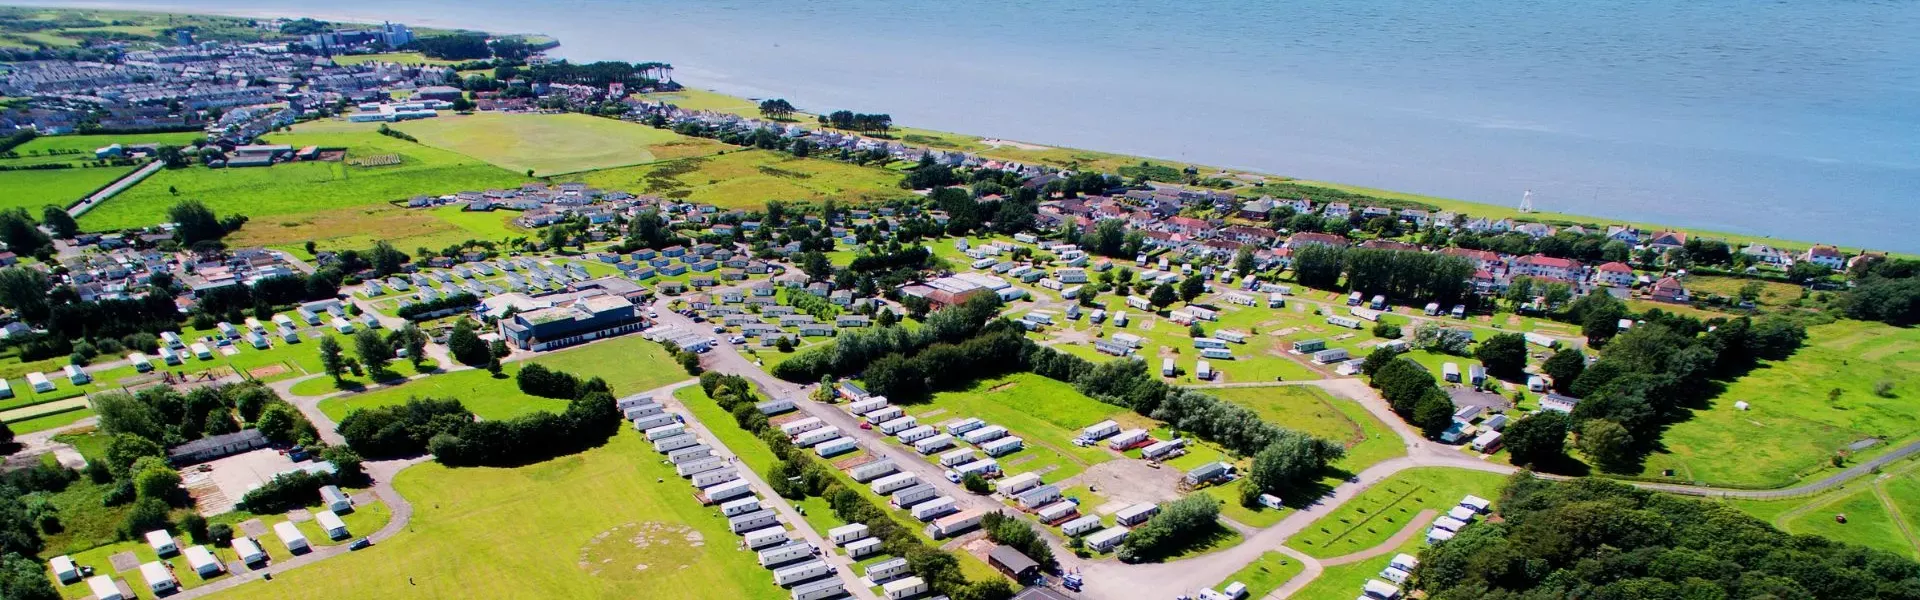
{"left": 1843, "top": 256, "right": 1920, "bottom": 325}
{"left": 1290, "top": 244, "right": 1477, "bottom": 306}
{"left": 818, "top": 110, "right": 892, "bottom": 133}
{"left": 335, "top": 366, "right": 620, "bottom": 467}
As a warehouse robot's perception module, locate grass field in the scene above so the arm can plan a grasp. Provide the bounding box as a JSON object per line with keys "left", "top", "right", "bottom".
{"left": 1215, "top": 551, "right": 1307, "bottom": 600}
{"left": 317, "top": 335, "right": 685, "bottom": 421}
{"left": 4, "top": 132, "right": 204, "bottom": 159}
{"left": 390, "top": 113, "right": 729, "bottom": 176}
{"left": 0, "top": 166, "right": 133, "bottom": 212}
{"left": 204, "top": 431, "right": 789, "bottom": 600}
{"left": 1725, "top": 461, "right": 1920, "bottom": 560}
{"left": 79, "top": 130, "right": 526, "bottom": 232}
{"left": 229, "top": 204, "right": 526, "bottom": 259}
{"left": 568, "top": 150, "right": 916, "bottom": 210}
{"left": 1638, "top": 320, "right": 1920, "bottom": 488}
{"left": 1288, "top": 535, "right": 1422, "bottom": 600}
{"left": 1207, "top": 386, "right": 1405, "bottom": 472}
{"left": 1289, "top": 468, "right": 1508, "bottom": 559}
{"left": 902, "top": 373, "right": 1131, "bottom": 484}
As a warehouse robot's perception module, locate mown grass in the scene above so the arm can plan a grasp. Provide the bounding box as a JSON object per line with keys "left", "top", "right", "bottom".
{"left": 902, "top": 373, "right": 1126, "bottom": 484}
{"left": 391, "top": 113, "right": 729, "bottom": 176}
{"left": 1207, "top": 386, "right": 1405, "bottom": 472}
{"left": 0, "top": 167, "right": 133, "bottom": 212}
{"left": 568, "top": 149, "right": 915, "bottom": 210}
{"left": 1290, "top": 468, "right": 1507, "bottom": 559}
{"left": 78, "top": 130, "right": 526, "bottom": 231}
{"left": 317, "top": 335, "right": 685, "bottom": 421}
{"left": 1215, "top": 551, "right": 1307, "bottom": 600}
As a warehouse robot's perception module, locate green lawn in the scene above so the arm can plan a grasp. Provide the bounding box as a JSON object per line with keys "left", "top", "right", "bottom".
{"left": 568, "top": 149, "right": 916, "bottom": 210}
{"left": 4, "top": 132, "right": 203, "bottom": 159}
{"left": 1290, "top": 468, "right": 1508, "bottom": 559}
{"left": 318, "top": 335, "right": 686, "bottom": 421}
{"left": 1637, "top": 320, "right": 1920, "bottom": 488}
{"left": 390, "top": 112, "right": 729, "bottom": 176}
{"left": 1215, "top": 551, "right": 1307, "bottom": 599}
{"left": 0, "top": 166, "right": 133, "bottom": 212}
{"left": 1724, "top": 463, "right": 1920, "bottom": 560}
{"left": 204, "top": 431, "right": 789, "bottom": 600}
{"left": 1208, "top": 386, "right": 1405, "bottom": 472}
{"left": 903, "top": 373, "right": 1126, "bottom": 484}
{"left": 78, "top": 129, "right": 527, "bottom": 231}
{"left": 1288, "top": 536, "right": 1422, "bottom": 600}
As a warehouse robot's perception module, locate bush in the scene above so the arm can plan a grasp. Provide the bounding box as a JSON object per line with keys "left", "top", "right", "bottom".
{"left": 240, "top": 470, "right": 331, "bottom": 513}
{"left": 962, "top": 472, "right": 990, "bottom": 494}
{"left": 516, "top": 363, "right": 581, "bottom": 399}
{"left": 1371, "top": 322, "right": 1402, "bottom": 339}
{"left": 1118, "top": 494, "right": 1221, "bottom": 562}
{"left": 207, "top": 523, "right": 234, "bottom": 546}
{"left": 179, "top": 514, "right": 210, "bottom": 544}
{"left": 119, "top": 498, "right": 172, "bottom": 540}
{"left": 337, "top": 398, "right": 474, "bottom": 458}
{"left": 396, "top": 293, "right": 479, "bottom": 320}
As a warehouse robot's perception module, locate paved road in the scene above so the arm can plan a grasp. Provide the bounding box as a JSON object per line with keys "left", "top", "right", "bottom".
{"left": 67, "top": 159, "right": 162, "bottom": 218}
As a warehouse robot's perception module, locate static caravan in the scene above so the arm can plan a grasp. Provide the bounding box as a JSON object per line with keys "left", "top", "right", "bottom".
{"left": 1087, "top": 527, "right": 1130, "bottom": 552}
{"left": 1524, "top": 332, "right": 1558, "bottom": 348}
{"left": 1127, "top": 295, "right": 1153, "bottom": 310}
{"left": 1424, "top": 302, "right": 1442, "bottom": 316}
{"left": 1293, "top": 339, "right": 1327, "bottom": 353}
{"left": 793, "top": 427, "right": 842, "bottom": 448}
{"left": 191, "top": 342, "right": 214, "bottom": 360}
{"left": 1200, "top": 348, "right": 1235, "bottom": 360}
{"left": 1469, "top": 364, "right": 1487, "bottom": 385}
{"left": 773, "top": 559, "right": 831, "bottom": 586}
{"left": 626, "top": 403, "right": 666, "bottom": 421}
{"left": 891, "top": 484, "right": 939, "bottom": 508}
{"left": 1090, "top": 428, "right": 1145, "bottom": 452}
{"left": 1365, "top": 580, "right": 1402, "bottom": 600}
{"left": 616, "top": 395, "right": 654, "bottom": 411}
{"left": 1390, "top": 553, "right": 1420, "bottom": 573}
{"left": 330, "top": 317, "right": 355, "bottom": 334}
{"left": 274, "top": 521, "right": 310, "bottom": 553}
{"left": 953, "top": 458, "right": 1000, "bottom": 478}
{"left": 849, "top": 460, "right": 899, "bottom": 482}
{"left": 1062, "top": 514, "right": 1103, "bottom": 537}
{"left": 744, "top": 526, "right": 790, "bottom": 550}
{"left": 1080, "top": 420, "right": 1120, "bottom": 442}
{"left": 878, "top": 416, "right": 919, "bottom": 435}
{"left": 729, "top": 509, "right": 780, "bottom": 534}
{"left": 233, "top": 537, "right": 266, "bottom": 564}
{"left": 26, "top": 371, "right": 53, "bottom": 393}
{"left": 962, "top": 425, "right": 1008, "bottom": 445}
{"left": 87, "top": 575, "right": 125, "bottom": 600}
{"left": 693, "top": 468, "right": 741, "bottom": 488}
{"left": 780, "top": 417, "right": 825, "bottom": 436}
{"left": 1471, "top": 430, "right": 1502, "bottom": 453}
{"left": 140, "top": 561, "right": 178, "bottom": 594}
{"left": 926, "top": 509, "right": 985, "bottom": 539}
{"left": 129, "top": 352, "right": 153, "bottom": 373}
{"left": 1141, "top": 438, "right": 1189, "bottom": 460}
{"left": 631, "top": 412, "right": 679, "bottom": 432}
{"left": 912, "top": 496, "right": 958, "bottom": 521}
{"left": 646, "top": 423, "right": 690, "bottom": 442}
{"left": 1114, "top": 310, "right": 1130, "bottom": 327}
{"left": 247, "top": 332, "right": 270, "bottom": 349}
{"left": 829, "top": 523, "right": 869, "bottom": 545}
{"left": 322, "top": 485, "right": 353, "bottom": 513}
{"left": 1116, "top": 502, "right": 1160, "bottom": 526}
{"left": 847, "top": 397, "right": 890, "bottom": 415}
{"left": 1326, "top": 316, "right": 1363, "bottom": 329}
{"left": 863, "top": 405, "right": 905, "bottom": 425}
{"left": 1269, "top": 292, "right": 1287, "bottom": 308}
{"left": 896, "top": 425, "right": 938, "bottom": 444}
{"left": 845, "top": 536, "right": 884, "bottom": 558}
{"left": 759, "top": 541, "right": 814, "bottom": 567}
{"left": 1348, "top": 291, "right": 1365, "bottom": 306}
{"left": 1426, "top": 528, "right": 1456, "bottom": 544}
{"left": 1311, "top": 348, "right": 1349, "bottom": 364}
{"left": 1196, "top": 360, "right": 1214, "bottom": 380}
{"left": 1162, "top": 357, "right": 1176, "bottom": 377}
{"left": 668, "top": 445, "right": 713, "bottom": 464}
{"left": 316, "top": 509, "right": 350, "bottom": 540}
{"left": 871, "top": 472, "right": 920, "bottom": 495}
{"left": 866, "top": 556, "right": 911, "bottom": 581}
{"left": 997, "top": 472, "right": 1043, "bottom": 496}
{"left": 0, "top": 378, "right": 10, "bottom": 399}
{"left": 218, "top": 321, "right": 239, "bottom": 338}
{"left": 814, "top": 437, "right": 859, "bottom": 457}
{"left": 757, "top": 399, "right": 797, "bottom": 415}
{"left": 791, "top": 578, "right": 847, "bottom": 600}
{"left": 1036, "top": 500, "right": 1079, "bottom": 523}
{"left": 721, "top": 497, "right": 763, "bottom": 517}
{"left": 913, "top": 433, "right": 956, "bottom": 454}
{"left": 1443, "top": 362, "right": 1461, "bottom": 383}
{"left": 64, "top": 364, "right": 89, "bottom": 385}
{"left": 945, "top": 418, "right": 986, "bottom": 437}
{"left": 982, "top": 436, "right": 1024, "bottom": 457}
{"left": 280, "top": 328, "right": 300, "bottom": 343}
{"left": 1018, "top": 485, "right": 1062, "bottom": 509}
{"left": 162, "top": 331, "right": 185, "bottom": 348}
{"left": 1216, "top": 330, "right": 1249, "bottom": 344}
{"left": 676, "top": 457, "right": 726, "bottom": 477}
{"left": 1193, "top": 337, "right": 1227, "bottom": 349}
{"left": 884, "top": 576, "right": 929, "bottom": 599}
{"left": 939, "top": 448, "right": 979, "bottom": 467}
{"left": 701, "top": 480, "right": 755, "bottom": 504}
{"left": 146, "top": 529, "right": 178, "bottom": 555}
{"left": 185, "top": 545, "right": 221, "bottom": 577}
{"left": 50, "top": 555, "right": 79, "bottom": 584}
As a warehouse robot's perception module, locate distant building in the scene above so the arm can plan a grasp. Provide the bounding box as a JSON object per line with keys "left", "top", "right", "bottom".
{"left": 498, "top": 295, "right": 645, "bottom": 351}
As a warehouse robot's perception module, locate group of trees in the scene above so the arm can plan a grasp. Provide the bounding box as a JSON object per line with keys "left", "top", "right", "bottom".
{"left": 980, "top": 512, "right": 1055, "bottom": 573}
{"left": 818, "top": 110, "right": 892, "bottom": 133}
{"left": 407, "top": 34, "right": 492, "bottom": 60}
{"left": 336, "top": 367, "right": 620, "bottom": 467}
{"left": 1416, "top": 475, "right": 1920, "bottom": 600}
{"left": 1291, "top": 245, "right": 1476, "bottom": 306}
{"left": 1365, "top": 352, "right": 1461, "bottom": 439}
{"left": 0, "top": 463, "right": 81, "bottom": 600}
{"left": 96, "top": 382, "right": 311, "bottom": 449}
{"left": 395, "top": 291, "right": 479, "bottom": 320}
{"left": 1842, "top": 256, "right": 1920, "bottom": 325}
{"left": 1117, "top": 494, "right": 1223, "bottom": 562}
{"left": 757, "top": 98, "right": 797, "bottom": 119}
{"left": 771, "top": 294, "right": 1005, "bottom": 382}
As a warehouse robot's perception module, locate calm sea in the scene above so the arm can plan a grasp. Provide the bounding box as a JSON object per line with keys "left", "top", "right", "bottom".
{"left": 31, "top": 0, "right": 1920, "bottom": 250}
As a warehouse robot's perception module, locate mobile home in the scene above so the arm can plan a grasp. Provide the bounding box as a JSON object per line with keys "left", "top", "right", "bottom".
{"left": 1311, "top": 348, "right": 1349, "bottom": 364}
{"left": 668, "top": 445, "right": 714, "bottom": 464}
{"left": 694, "top": 468, "right": 741, "bottom": 488}
{"left": 50, "top": 555, "right": 79, "bottom": 584}
{"left": 891, "top": 484, "right": 939, "bottom": 508}
{"left": 1326, "top": 315, "right": 1363, "bottom": 329}
{"left": 997, "top": 472, "right": 1042, "bottom": 496}
{"left": 1293, "top": 339, "right": 1327, "bottom": 353}
{"left": 721, "top": 497, "right": 763, "bottom": 517}
{"left": 863, "top": 405, "right": 906, "bottom": 425}
{"left": 1086, "top": 527, "right": 1129, "bottom": 552}
{"left": 793, "top": 427, "right": 842, "bottom": 448}
{"left": 1017, "top": 485, "right": 1062, "bottom": 509}
{"left": 849, "top": 460, "right": 899, "bottom": 482}
{"left": 871, "top": 472, "right": 920, "bottom": 495}
{"left": 847, "top": 397, "right": 890, "bottom": 415}
{"left": 845, "top": 536, "right": 884, "bottom": 558}
{"left": 129, "top": 352, "right": 153, "bottom": 372}
{"left": 896, "top": 425, "right": 938, "bottom": 444}
{"left": 644, "top": 423, "right": 688, "bottom": 441}
{"left": 1200, "top": 348, "right": 1235, "bottom": 360}
{"left": 828, "top": 523, "right": 869, "bottom": 545}
{"left": 1108, "top": 428, "right": 1150, "bottom": 450}
{"left": 883, "top": 576, "right": 929, "bottom": 599}
{"left": 759, "top": 541, "right": 814, "bottom": 567}
{"left": 939, "top": 448, "right": 979, "bottom": 467}
{"left": 982, "top": 436, "right": 1025, "bottom": 457}
{"left": 1141, "top": 438, "right": 1188, "bottom": 460}
{"left": 814, "top": 437, "right": 859, "bottom": 457}
{"left": 744, "top": 526, "right": 789, "bottom": 549}
{"left": 1442, "top": 362, "right": 1461, "bottom": 383}
{"left": 1116, "top": 502, "right": 1160, "bottom": 526}
{"left": 1036, "top": 501, "right": 1079, "bottom": 523}
{"left": 63, "top": 364, "right": 89, "bottom": 385}
{"left": 944, "top": 417, "right": 986, "bottom": 436}
{"left": 191, "top": 342, "right": 214, "bottom": 359}
{"left": 866, "top": 556, "right": 911, "bottom": 581}
{"left": 1080, "top": 420, "right": 1120, "bottom": 442}
{"left": 780, "top": 417, "right": 826, "bottom": 436}
{"left": 274, "top": 521, "right": 309, "bottom": 553}
{"left": 926, "top": 509, "right": 985, "bottom": 539}
{"left": 159, "top": 346, "right": 182, "bottom": 365}
{"left": 962, "top": 425, "right": 1008, "bottom": 445}
{"left": 233, "top": 537, "right": 266, "bottom": 564}
{"left": 701, "top": 480, "right": 755, "bottom": 504}
{"left": 912, "top": 496, "right": 958, "bottom": 520}
{"left": 791, "top": 578, "right": 847, "bottom": 600}
{"left": 676, "top": 457, "right": 726, "bottom": 477}
{"left": 729, "top": 509, "right": 780, "bottom": 534}
{"left": 953, "top": 458, "right": 1000, "bottom": 478}
{"left": 1062, "top": 514, "right": 1103, "bottom": 536}
{"left": 315, "top": 509, "right": 350, "bottom": 540}
{"left": 26, "top": 372, "right": 53, "bottom": 393}
{"left": 913, "top": 433, "right": 955, "bottom": 454}
{"left": 140, "top": 561, "right": 178, "bottom": 594}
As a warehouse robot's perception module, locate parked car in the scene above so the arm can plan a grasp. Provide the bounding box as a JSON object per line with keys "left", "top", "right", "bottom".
{"left": 348, "top": 538, "right": 372, "bottom": 550}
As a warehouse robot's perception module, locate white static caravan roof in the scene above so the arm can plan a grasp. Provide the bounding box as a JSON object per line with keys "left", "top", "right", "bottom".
{"left": 184, "top": 545, "right": 220, "bottom": 574}
{"left": 87, "top": 575, "right": 123, "bottom": 600}
{"left": 190, "top": 342, "right": 212, "bottom": 358}
{"left": 49, "top": 555, "right": 78, "bottom": 582}
{"left": 315, "top": 510, "right": 349, "bottom": 535}
{"left": 1086, "top": 526, "right": 1129, "bottom": 549}
{"left": 146, "top": 529, "right": 176, "bottom": 553}
{"left": 1061, "top": 514, "right": 1103, "bottom": 536}
{"left": 273, "top": 520, "right": 309, "bottom": 550}
{"left": 25, "top": 371, "right": 52, "bottom": 392}
{"left": 1446, "top": 506, "right": 1478, "bottom": 522}
{"left": 1432, "top": 516, "right": 1469, "bottom": 532}
{"left": 232, "top": 537, "right": 266, "bottom": 564}
{"left": 1389, "top": 553, "right": 1420, "bottom": 571}
{"left": 1460, "top": 495, "right": 1492, "bottom": 513}
{"left": 1364, "top": 579, "right": 1402, "bottom": 599}
{"left": 139, "top": 560, "right": 176, "bottom": 590}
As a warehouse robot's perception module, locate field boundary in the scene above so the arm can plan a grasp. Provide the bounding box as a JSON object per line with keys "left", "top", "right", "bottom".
{"left": 67, "top": 159, "right": 160, "bottom": 216}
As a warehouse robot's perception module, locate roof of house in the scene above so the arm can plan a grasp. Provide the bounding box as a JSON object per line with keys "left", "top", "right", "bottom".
{"left": 1517, "top": 254, "right": 1580, "bottom": 269}
{"left": 989, "top": 545, "right": 1041, "bottom": 574}
{"left": 1596, "top": 262, "right": 1633, "bottom": 273}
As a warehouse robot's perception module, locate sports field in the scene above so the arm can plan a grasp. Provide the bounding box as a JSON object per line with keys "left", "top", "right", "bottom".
{"left": 1638, "top": 320, "right": 1920, "bottom": 488}
{"left": 316, "top": 335, "right": 685, "bottom": 421}
{"left": 77, "top": 130, "right": 526, "bottom": 231}
{"left": 569, "top": 150, "right": 916, "bottom": 209}
{"left": 390, "top": 113, "right": 729, "bottom": 175}
{"left": 0, "top": 166, "right": 131, "bottom": 212}
{"left": 204, "top": 432, "right": 787, "bottom": 600}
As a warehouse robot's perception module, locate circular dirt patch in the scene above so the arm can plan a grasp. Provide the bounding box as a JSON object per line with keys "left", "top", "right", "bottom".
{"left": 577, "top": 522, "right": 706, "bottom": 581}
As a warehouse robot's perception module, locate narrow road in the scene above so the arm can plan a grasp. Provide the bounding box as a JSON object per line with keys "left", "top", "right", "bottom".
{"left": 67, "top": 160, "right": 162, "bottom": 217}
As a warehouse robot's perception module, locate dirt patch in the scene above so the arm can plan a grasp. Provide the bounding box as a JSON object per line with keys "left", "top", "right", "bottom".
{"left": 578, "top": 522, "right": 705, "bottom": 581}
{"left": 109, "top": 550, "right": 140, "bottom": 572}
{"left": 286, "top": 508, "right": 312, "bottom": 523}
{"left": 1064, "top": 460, "right": 1183, "bottom": 507}
{"left": 248, "top": 364, "right": 290, "bottom": 379}
{"left": 988, "top": 382, "right": 1018, "bottom": 393}
{"left": 240, "top": 519, "right": 267, "bottom": 537}
{"left": 767, "top": 413, "right": 806, "bottom": 426}
{"left": 834, "top": 454, "right": 878, "bottom": 470}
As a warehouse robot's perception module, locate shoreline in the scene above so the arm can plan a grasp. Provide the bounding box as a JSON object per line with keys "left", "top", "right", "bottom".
{"left": 2, "top": 1, "right": 1898, "bottom": 255}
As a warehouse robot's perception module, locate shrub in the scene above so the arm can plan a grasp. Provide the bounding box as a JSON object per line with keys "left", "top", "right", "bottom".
{"left": 240, "top": 470, "right": 331, "bottom": 513}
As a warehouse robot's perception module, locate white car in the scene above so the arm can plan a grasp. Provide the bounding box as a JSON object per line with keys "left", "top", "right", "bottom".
{"left": 730, "top": 336, "right": 746, "bottom": 345}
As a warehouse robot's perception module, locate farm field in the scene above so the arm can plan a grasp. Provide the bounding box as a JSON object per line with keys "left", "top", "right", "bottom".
{"left": 0, "top": 166, "right": 132, "bottom": 212}
{"left": 77, "top": 129, "right": 527, "bottom": 231}
{"left": 230, "top": 204, "right": 525, "bottom": 259}
{"left": 1636, "top": 320, "right": 1920, "bottom": 488}
{"left": 390, "top": 112, "right": 730, "bottom": 175}
{"left": 4, "top": 132, "right": 203, "bottom": 159}
{"left": 1207, "top": 386, "right": 1405, "bottom": 472}
{"left": 1289, "top": 468, "right": 1507, "bottom": 559}
{"left": 316, "top": 334, "right": 684, "bottom": 421}
{"left": 568, "top": 149, "right": 916, "bottom": 210}
{"left": 204, "top": 432, "right": 789, "bottom": 600}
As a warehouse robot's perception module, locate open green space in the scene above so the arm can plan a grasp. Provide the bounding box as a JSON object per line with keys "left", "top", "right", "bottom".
{"left": 1288, "top": 536, "right": 1422, "bottom": 600}
{"left": 1215, "top": 551, "right": 1307, "bottom": 600}
{"left": 1290, "top": 468, "right": 1507, "bottom": 559}
{"left": 4, "top": 132, "right": 203, "bottom": 159}
{"left": 1208, "top": 386, "right": 1405, "bottom": 472}
{"left": 390, "top": 112, "right": 729, "bottom": 176}
{"left": 0, "top": 166, "right": 133, "bottom": 212}
{"left": 205, "top": 431, "right": 788, "bottom": 600}
{"left": 317, "top": 335, "right": 684, "bottom": 421}
{"left": 1637, "top": 320, "right": 1920, "bottom": 488}
{"left": 902, "top": 373, "right": 1127, "bottom": 484}
{"left": 78, "top": 129, "right": 526, "bottom": 231}
{"left": 1725, "top": 461, "right": 1920, "bottom": 560}
{"left": 568, "top": 149, "right": 916, "bottom": 210}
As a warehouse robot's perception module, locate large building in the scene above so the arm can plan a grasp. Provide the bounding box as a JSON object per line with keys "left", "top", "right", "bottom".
{"left": 499, "top": 294, "right": 645, "bottom": 351}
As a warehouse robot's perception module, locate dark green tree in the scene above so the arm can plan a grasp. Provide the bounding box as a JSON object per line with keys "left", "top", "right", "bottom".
{"left": 1475, "top": 333, "right": 1529, "bottom": 380}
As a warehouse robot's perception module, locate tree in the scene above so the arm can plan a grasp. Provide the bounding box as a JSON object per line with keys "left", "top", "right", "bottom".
{"left": 1411, "top": 389, "right": 1456, "bottom": 438}
{"left": 1188, "top": 322, "right": 1205, "bottom": 338}
{"left": 168, "top": 200, "right": 225, "bottom": 244}
{"left": 1149, "top": 283, "right": 1178, "bottom": 309}
{"left": 448, "top": 320, "right": 490, "bottom": 366}
{"left": 1787, "top": 260, "right": 1832, "bottom": 284}
{"left": 1179, "top": 274, "right": 1206, "bottom": 304}
{"left": 962, "top": 472, "right": 990, "bottom": 494}
{"left": 394, "top": 323, "right": 429, "bottom": 368}
{"left": 39, "top": 205, "right": 77, "bottom": 238}
{"left": 318, "top": 336, "right": 347, "bottom": 382}
{"left": 0, "top": 420, "right": 11, "bottom": 446}
{"left": 1232, "top": 245, "right": 1256, "bottom": 276}
{"left": 0, "top": 267, "right": 50, "bottom": 323}
{"left": 1503, "top": 411, "right": 1569, "bottom": 467}
{"left": 0, "top": 552, "right": 59, "bottom": 600}
{"left": 133, "top": 458, "right": 182, "bottom": 499}
{"left": 368, "top": 241, "right": 408, "bottom": 276}
{"left": 1475, "top": 333, "right": 1529, "bottom": 379}
{"left": 1370, "top": 322, "right": 1402, "bottom": 339}
{"left": 119, "top": 498, "right": 172, "bottom": 539}
{"left": 256, "top": 403, "right": 301, "bottom": 444}
{"left": 1540, "top": 349, "right": 1586, "bottom": 392}
{"left": 95, "top": 393, "right": 165, "bottom": 443}
{"left": 0, "top": 208, "right": 49, "bottom": 258}
{"left": 105, "top": 434, "right": 165, "bottom": 478}
{"left": 1577, "top": 419, "right": 1635, "bottom": 472}
{"left": 354, "top": 329, "right": 391, "bottom": 374}
{"left": 206, "top": 523, "right": 234, "bottom": 546}
{"left": 1244, "top": 434, "right": 1345, "bottom": 501}
{"left": 1359, "top": 346, "right": 1404, "bottom": 377}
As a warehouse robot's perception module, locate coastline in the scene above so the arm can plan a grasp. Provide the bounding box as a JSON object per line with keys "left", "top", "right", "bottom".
{"left": 2, "top": 1, "right": 1903, "bottom": 255}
